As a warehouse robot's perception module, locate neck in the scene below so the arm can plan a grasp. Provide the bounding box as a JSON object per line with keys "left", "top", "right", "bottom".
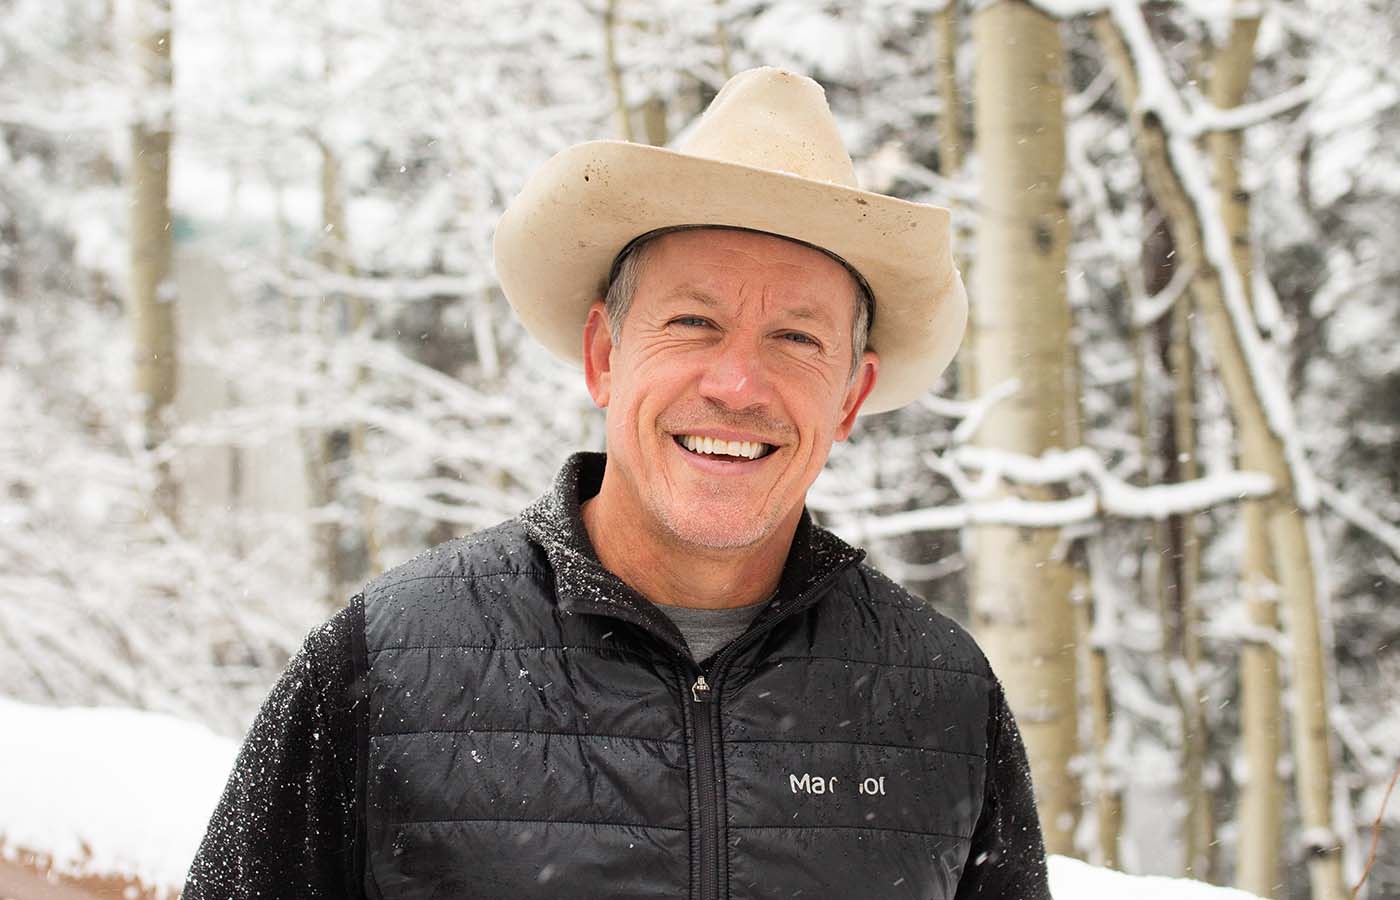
{"left": 580, "top": 473, "right": 798, "bottom": 611}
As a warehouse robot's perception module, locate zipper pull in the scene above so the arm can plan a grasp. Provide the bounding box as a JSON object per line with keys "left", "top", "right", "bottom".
{"left": 691, "top": 675, "right": 713, "bottom": 703}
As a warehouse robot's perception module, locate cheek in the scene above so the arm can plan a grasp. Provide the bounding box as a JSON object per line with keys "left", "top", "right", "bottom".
{"left": 794, "top": 376, "right": 850, "bottom": 425}
{"left": 612, "top": 360, "right": 682, "bottom": 429}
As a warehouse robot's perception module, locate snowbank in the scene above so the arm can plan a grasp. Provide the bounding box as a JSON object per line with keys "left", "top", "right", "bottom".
{"left": 1049, "top": 855, "right": 1266, "bottom": 899}
{"left": 0, "top": 696, "right": 237, "bottom": 890}
{"left": 0, "top": 697, "right": 1264, "bottom": 898}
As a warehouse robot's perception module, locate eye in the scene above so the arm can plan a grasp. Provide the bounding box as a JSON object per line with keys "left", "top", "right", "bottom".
{"left": 669, "top": 315, "right": 712, "bottom": 329}
{"left": 779, "top": 331, "right": 820, "bottom": 348}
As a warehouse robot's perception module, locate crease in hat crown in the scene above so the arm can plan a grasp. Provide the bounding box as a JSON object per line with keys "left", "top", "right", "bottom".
{"left": 680, "top": 67, "right": 859, "bottom": 187}
{"left": 491, "top": 65, "right": 968, "bottom": 415}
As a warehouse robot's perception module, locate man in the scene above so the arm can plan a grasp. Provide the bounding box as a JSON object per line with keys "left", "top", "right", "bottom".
{"left": 185, "top": 67, "right": 1049, "bottom": 899}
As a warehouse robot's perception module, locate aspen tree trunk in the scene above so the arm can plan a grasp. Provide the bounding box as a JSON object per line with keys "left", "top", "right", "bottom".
{"left": 323, "top": 141, "right": 383, "bottom": 582}
{"left": 1238, "top": 490, "right": 1285, "bottom": 891}
{"left": 1, "top": 192, "right": 19, "bottom": 302}
{"left": 129, "top": 0, "right": 178, "bottom": 523}
{"left": 301, "top": 39, "right": 383, "bottom": 611}
{"left": 713, "top": 0, "right": 733, "bottom": 79}
{"left": 1147, "top": 184, "right": 1213, "bottom": 877}
{"left": 970, "top": 0, "right": 1078, "bottom": 855}
{"left": 306, "top": 135, "right": 382, "bottom": 607}
{"left": 1078, "top": 578, "right": 1121, "bottom": 868}
{"left": 1134, "top": 215, "right": 1165, "bottom": 626}
{"left": 603, "top": 0, "right": 633, "bottom": 142}
{"left": 1062, "top": 199, "right": 1114, "bottom": 865}
{"left": 933, "top": 3, "right": 963, "bottom": 178}
{"left": 299, "top": 400, "right": 339, "bottom": 609}
{"left": 1156, "top": 288, "right": 1215, "bottom": 880}
{"left": 641, "top": 96, "right": 668, "bottom": 146}
{"left": 933, "top": 1, "right": 974, "bottom": 399}
{"left": 1081, "top": 531, "right": 1123, "bottom": 869}
{"left": 1206, "top": 11, "right": 1285, "bottom": 895}
{"left": 1067, "top": 308, "right": 1119, "bottom": 867}
{"left": 1096, "top": 16, "right": 1347, "bottom": 899}
{"left": 300, "top": 143, "right": 342, "bottom": 612}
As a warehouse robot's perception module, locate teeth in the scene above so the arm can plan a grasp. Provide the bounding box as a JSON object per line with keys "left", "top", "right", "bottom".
{"left": 679, "top": 435, "right": 770, "bottom": 460}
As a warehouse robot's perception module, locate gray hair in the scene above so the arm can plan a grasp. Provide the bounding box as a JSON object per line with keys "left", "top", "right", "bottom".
{"left": 603, "top": 230, "right": 873, "bottom": 377}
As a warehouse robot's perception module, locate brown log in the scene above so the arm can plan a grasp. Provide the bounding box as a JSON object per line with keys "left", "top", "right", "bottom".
{"left": 0, "top": 842, "right": 168, "bottom": 900}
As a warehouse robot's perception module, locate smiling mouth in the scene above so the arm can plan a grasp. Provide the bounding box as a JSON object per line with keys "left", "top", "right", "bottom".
{"left": 675, "top": 434, "right": 776, "bottom": 461}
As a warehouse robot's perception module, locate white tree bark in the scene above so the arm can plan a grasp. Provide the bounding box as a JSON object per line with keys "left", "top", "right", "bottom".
{"left": 971, "top": 0, "right": 1079, "bottom": 856}
{"left": 1157, "top": 281, "right": 1214, "bottom": 879}
{"left": 1205, "top": 10, "right": 1286, "bottom": 895}
{"left": 1097, "top": 10, "right": 1347, "bottom": 897}
{"left": 603, "top": 0, "right": 634, "bottom": 142}
{"left": 128, "top": 0, "right": 177, "bottom": 522}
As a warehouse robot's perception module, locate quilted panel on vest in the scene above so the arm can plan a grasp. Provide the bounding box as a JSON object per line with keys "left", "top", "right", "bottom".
{"left": 362, "top": 523, "right": 692, "bottom": 899}
{"left": 359, "top": 523, "right": 994, "bottom": 900}
{"left": 717, "top": 566, "right": 990, "bottom": 899}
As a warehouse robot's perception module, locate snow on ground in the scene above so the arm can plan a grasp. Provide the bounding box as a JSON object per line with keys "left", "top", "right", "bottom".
{"left": 1049, "top": 855, "right": 1265, "bottom": 899}
{"left": 0, "top": 696, "right": 1263, "bottom": 898}
{"left": 0, "top": 696, "right": 237, "bottom": 890}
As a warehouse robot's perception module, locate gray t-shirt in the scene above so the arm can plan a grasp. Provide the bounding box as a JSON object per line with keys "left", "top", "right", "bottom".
{"left": 654, "top": 600, "right": 768, "bottom": 663}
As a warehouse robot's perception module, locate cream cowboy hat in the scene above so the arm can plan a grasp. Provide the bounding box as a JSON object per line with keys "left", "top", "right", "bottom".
{"left": 492, "top": 66, "right": 967, "bottom": 415}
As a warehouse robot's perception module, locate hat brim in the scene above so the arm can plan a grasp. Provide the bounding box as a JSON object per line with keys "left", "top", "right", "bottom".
{"left": 493, "top": 140, "right": 966, "bottom": 415}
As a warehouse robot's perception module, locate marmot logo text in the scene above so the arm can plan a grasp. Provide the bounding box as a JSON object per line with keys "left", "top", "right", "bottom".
{"left": 789, "top": 772, "right": 887, "bottom": 796}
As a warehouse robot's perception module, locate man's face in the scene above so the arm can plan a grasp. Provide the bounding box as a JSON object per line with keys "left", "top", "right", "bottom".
{"left": 583, "top": 228, "right": 879, "bottom": 553}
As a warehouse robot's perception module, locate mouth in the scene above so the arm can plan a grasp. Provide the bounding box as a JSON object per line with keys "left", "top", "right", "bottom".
{"left": 674, "top": 434, "right": 777, "bottom": 462}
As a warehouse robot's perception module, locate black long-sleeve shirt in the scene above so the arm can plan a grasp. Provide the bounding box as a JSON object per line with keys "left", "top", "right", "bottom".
{"left": 183, "top": 599, "right": 1050, "bottom": 899}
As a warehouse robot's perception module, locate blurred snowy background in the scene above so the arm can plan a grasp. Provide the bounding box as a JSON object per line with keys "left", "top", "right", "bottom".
{"left": 0, "top": 0, "right": 1396, "bottom": 897}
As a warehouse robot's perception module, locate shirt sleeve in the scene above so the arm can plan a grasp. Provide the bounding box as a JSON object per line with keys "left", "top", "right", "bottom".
{"left": 183, "top": 601, "right": 363, "bottom": 900}
{"left": 955, "top": 680, "right": 1052, "bottom": 900}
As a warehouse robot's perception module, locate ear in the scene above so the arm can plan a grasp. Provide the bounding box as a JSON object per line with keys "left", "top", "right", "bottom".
{"left": 582, "top": 302, "right": 614, "bottom": 408}
{"left": 833, "top": 350, "right": 879, "bottom": 441}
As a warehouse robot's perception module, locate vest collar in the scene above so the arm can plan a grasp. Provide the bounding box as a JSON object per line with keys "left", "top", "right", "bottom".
{"left": 519, "top": 452, "right": 864, "bottom": 654}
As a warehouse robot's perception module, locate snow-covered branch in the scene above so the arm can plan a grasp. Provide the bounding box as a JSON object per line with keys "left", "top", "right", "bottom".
{"left": 1019, "top": 0, "right": 1110, "bottom": 19}
{"left": 950, "top": 378, "right": 1021, "bottom": 445}
{"left": 257, "top": 260, "right": 495, "bottom": 305}
{"left": 834, "top": 494, "right": 1095, "bottom": 540}
{"left": 1186, "top": 78, "right": 1319, "bottom": 135}
{"left": 834, "top": 446, "right": 1273, "bottom": 541}
{"left": 1108, "top": 0, "right": 1318, "bottom": 509}
{"left": 1133, "top": 260, "right": 1196, "bottom": 328}
{"left": 0, "top": 95, "right": 122, "bottom": 131}
{"left": 1316, "top": 480, "right": 1400, "bottom": 562}
{"left": 952, "top": 445, "right": 1273, "bottom": 514}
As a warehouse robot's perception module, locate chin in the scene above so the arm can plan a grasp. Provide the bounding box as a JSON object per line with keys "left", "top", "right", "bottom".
{"left": 651, "top": 500, "right": 777, "bottom": 552}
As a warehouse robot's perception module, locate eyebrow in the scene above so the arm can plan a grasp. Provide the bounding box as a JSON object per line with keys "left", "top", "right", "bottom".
{"left": 661, "top": 286, "right": 837, "bottom": 325}
{"left": 663, "top": 286, "right": 723, "bottom": 308}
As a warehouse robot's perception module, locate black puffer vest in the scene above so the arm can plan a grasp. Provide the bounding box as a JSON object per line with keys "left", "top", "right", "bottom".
{"left": 355, "top": 454, "right": 996, "bottom": 899}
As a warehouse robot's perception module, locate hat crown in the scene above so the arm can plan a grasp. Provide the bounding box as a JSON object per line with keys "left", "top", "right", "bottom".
{"left": 677, "top": 67, "right": 859, "bottom": 188}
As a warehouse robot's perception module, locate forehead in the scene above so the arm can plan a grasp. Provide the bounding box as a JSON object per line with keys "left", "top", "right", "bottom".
{"left": 638, "top": 228, "right": 858, "bottom": 320}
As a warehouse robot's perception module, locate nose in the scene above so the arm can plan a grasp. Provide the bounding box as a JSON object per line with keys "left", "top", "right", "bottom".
{"left": 696, "top": 337, "right": 772, "bottom": 411}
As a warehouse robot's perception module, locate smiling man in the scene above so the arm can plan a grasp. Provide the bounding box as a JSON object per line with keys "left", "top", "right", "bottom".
{"left": 579, "top": 228, "right": 878, "bottom": 611}
{"left": 185, "top": 68, "right": 1049, "bottom": 900}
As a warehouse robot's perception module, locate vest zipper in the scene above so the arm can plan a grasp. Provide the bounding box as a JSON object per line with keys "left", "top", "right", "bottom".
{"left": 690, "top": 673, "right": 719, "bottom": 900}
{"left": 683, "top": 562, "right": 856, "bottom": 900}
